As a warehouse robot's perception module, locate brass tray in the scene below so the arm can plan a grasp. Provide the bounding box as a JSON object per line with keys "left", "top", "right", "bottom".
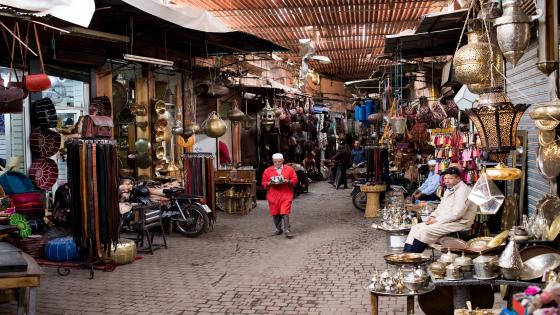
{"left": 384, "top": 253, "right": 431, "bottom": 266}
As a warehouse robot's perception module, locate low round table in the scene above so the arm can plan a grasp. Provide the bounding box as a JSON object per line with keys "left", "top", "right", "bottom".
{"left": 360, "top": 185, "right": 386, "bottom": 218}
{"left": 369, "top": 283, "right": 435, "bottom": 315}
{"left": 372, "top": 224, "right": 411, "bottom": 251}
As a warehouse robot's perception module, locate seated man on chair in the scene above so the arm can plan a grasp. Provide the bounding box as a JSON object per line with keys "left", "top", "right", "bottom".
{"left": 404, "top": 167, "right": 476, "bottom": 253}
{"left": 412, "top": 160, "right": 440, "bottom": 201}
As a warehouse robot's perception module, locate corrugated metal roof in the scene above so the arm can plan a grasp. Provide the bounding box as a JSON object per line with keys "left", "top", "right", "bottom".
{"left": 177, "top": 0, "right": 449, "bottom": 80}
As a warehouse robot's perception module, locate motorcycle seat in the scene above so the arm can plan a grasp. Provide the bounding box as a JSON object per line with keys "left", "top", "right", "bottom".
{"left": 162, "top": 187, "right": 184, "bottom": 197}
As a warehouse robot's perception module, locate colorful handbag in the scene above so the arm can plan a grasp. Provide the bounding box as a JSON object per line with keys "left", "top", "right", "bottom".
{"left": 0, "top": 85, "right": 24, "bottom": 113}
{"left": 28, "top": 158, "right": 59, "bottom": 190}
{"left": 431, "top": 100, "right": 448, "bottom": 124}
{"left": 22, "top": 24, "right": 51, "bottom": 92}
{"left": 30, "top": 128, "right": 61, "bottom": 158}
{"left": 416, "top": 98, "right": 434, "bottom": 125}
{"left": 81, "top": 115, "right": 113, "bottom": 138}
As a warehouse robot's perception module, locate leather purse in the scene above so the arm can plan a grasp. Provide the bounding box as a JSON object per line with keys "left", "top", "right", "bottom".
{"left": 81, "top": 115, "right": 114, "bottom": 138}
{"left": 22, "top": 24, "right": 51, "bottom": 92}
{"left": 0, "top": 86, "right": 25, "bottom": 113}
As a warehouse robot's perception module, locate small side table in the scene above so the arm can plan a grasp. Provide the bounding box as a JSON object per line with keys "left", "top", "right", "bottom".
{"left": 361, "top": 185, "right": 386, "bottom": 218}
{"left": 369, "top": 283, "right": 435, "bottom": 315}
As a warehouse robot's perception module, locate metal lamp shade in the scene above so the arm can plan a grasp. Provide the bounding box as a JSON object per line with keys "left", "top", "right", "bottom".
{"left": 260, "top": 101, "right": 276, "bottom": 130}
{"left": 464, "top": 88, "right": 528, "bottom": 163}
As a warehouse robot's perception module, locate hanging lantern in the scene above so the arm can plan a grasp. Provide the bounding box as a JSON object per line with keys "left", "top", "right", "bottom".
{"left": 185, "top": 121, "right": 201, "bottom": 135}
{"left": 453, "top": 20, "right": 503, "bottom": 94}
{"left": 260, "top": 101, "right": 276, "bottom": 130}
{"left": 171, "top": 120, "right": 183, "bottom": 135}
{"left": 227, "top": 104, "right": 245, "bottom": 124}
{"left": 204, "top": 112, "right": 227, "bottom": 138}
{"left": 536, "top": 0, "right": 559, "bottom": 74}
{"left": 495, "top": 0, "right": 537, "bottom": 66}
{"left": 464, "top": 87, "right": 529, "bottom": 166}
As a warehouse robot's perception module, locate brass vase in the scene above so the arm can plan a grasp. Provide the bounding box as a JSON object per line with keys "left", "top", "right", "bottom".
{"left": 495, "top": 0, "right": 536, "bottom": 66}
{"left": 454, "top": 24, "right": 503, "bottom": 94}
{"left": 205, "top": 113, "right": 227, "bottom": 138}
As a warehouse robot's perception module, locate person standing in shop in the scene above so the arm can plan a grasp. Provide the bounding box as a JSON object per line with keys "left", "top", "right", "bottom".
{"left": 404, "top": 167, "right": 475, "bottom": 253}
{"left": 412, "top": 160, "right": 441, "bottom": 201}
{"left": 329, "top": 142, "right": 351, "bottom": 189}
{"left": 262, "top": 153, "right": 298, "bottom": 239}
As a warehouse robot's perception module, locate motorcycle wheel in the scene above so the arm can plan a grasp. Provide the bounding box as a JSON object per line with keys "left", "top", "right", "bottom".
{"left": 352, "top": 191, "right": 366, "bottom": 212}
{"left": 174, "top": 203, "right": 209, "bottom": 237}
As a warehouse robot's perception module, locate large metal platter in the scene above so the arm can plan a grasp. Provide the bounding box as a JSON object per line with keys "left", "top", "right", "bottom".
{"left": 384, "top": 253, "right": 432, "bottom": 266}
{"left": 438, "top": 236, "right": 467, "bottom": 250}
{"left": 520, "top": 253, "right": 560, "bottom": 281}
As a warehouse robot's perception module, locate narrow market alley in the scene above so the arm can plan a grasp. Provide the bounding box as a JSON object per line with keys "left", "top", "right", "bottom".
{"left": 3, "top": 182, "right": 422, "bottom": 315}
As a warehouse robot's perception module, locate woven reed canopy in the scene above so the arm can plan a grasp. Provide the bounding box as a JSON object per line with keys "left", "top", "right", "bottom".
{"left": 177, "top": 0, "right": 450, "bottom": 80}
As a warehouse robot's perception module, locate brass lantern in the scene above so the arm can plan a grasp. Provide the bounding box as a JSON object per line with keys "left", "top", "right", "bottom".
{"left": 260, "top": 100, "right": 276, "bottom": 130}
{"left": 454, "top": 20, "right": 503, "bottom": 94}
{"left": 464, "top": 87, "right": 529, "bottom": 178}
{"left": 495, "top": 0, "right": 537, "bottom": 66}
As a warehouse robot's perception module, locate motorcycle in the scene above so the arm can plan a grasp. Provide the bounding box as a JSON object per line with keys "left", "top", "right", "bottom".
{"left": 349, "top": 162, "right": 367, "bottom": 211}
{"left": 125, "top": 182, "right": 211, "bottom": 237}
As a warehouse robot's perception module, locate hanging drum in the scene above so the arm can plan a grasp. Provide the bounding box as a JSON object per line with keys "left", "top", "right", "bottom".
{"left": 28, "top": 158, "right": 58, "bottom": 190}
{"left": 30, "top": 128, "right": 61, "bottom": 158}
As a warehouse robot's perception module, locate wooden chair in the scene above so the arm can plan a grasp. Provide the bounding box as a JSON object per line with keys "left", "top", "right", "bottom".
{"left": 129, "top": 204, "right": 167, "bottom": 254}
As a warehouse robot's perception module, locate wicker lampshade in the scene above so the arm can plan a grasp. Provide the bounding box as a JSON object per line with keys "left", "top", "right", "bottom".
{"left": 464, "top": 87, "right": 529, "bottom": 163}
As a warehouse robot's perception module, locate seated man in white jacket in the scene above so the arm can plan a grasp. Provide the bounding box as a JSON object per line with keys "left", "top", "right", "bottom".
{"left": 404, "top": 167, "right": 476, "bottom": 253}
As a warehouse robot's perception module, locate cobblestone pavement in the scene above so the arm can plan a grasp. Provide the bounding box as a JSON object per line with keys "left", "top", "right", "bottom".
{"left": 2, "top": 181, "right": 506, "bottom": 314}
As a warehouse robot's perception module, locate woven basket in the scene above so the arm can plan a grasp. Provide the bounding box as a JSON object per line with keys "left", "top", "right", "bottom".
{"left": 360, "top": 185, "right": 386, "bottom": 193}
{"left": 9, "top": 235, "right": 47, "bottom": 258}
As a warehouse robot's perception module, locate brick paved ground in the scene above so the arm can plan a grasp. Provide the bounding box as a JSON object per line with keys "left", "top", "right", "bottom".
{"left": 1, "top": 181, "right": 506, "bottom": 314}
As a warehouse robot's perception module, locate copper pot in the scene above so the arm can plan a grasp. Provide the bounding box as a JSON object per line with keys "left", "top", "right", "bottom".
{"left": 453, "top": 22, "right": 503, "bottom": 94}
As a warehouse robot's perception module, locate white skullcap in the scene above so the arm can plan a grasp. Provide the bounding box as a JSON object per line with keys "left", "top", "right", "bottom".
{"left": 428, "top": 160, "right": 437, "bottom": 166}
{"left": 272, "top": 153, "right": 284, "bottom": 160}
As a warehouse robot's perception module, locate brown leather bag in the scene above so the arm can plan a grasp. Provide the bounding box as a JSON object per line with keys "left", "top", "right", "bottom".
{"left": 0, "top": 86, "right": 24, "bottom": 113}
{"left": 81, "top": 115, "right": 113, "bottom": 138}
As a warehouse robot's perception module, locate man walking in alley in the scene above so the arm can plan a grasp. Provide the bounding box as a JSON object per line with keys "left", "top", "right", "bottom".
{"left": 262, "top": 153, "right": 299, "bottom": 239}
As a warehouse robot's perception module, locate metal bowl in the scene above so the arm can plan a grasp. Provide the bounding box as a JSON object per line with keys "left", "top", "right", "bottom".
{"left": 467, "top": 237, "right": 494, "bottom": 252}
{"left": 403, "top": 278, "right": 424, "bottom": 293}
{"left": 520, "top": 253, "right": 560, "bottom": 281}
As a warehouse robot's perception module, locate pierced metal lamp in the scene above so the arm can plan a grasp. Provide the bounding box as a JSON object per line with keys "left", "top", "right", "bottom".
{"left": 464, "top": 87, "right": 529, "bottom": 179}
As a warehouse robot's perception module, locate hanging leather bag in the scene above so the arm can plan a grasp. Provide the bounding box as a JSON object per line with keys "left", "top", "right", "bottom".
{"left": 0, "top": 22, "right": 24, "bottom": 113}
{"left": 22, "top": 24, "right": 51, "bottom": 92}
{"left": 81, "top": 115, "right": 113, "bottom": 138}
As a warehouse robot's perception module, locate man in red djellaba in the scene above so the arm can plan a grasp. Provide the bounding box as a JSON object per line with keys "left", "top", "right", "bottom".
{"left": 262, "top": 153, "right": 298, "bottom": 239}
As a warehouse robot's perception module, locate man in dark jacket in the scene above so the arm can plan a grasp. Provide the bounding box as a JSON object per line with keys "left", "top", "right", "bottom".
{"left": 329, "top": 143, "right": 351, "bottom": 189}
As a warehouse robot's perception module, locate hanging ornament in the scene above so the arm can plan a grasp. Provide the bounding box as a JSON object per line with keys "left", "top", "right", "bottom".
{"left": 260, "top": 100, "right": 276, "bottom": 130}
{"left": 203, "top": 111, "right": 227, "bottom": 138}
{"left": 453, "top": 19, "right": 503, "bottom": 94}
{"left": 227, "top": 101, "right": 245, "bottom": 124}
{"left": 495, "top": 0, "right": 538, "bottom": 66}
{"left": 464, "top": 87, "right": 528, "bottom": 169}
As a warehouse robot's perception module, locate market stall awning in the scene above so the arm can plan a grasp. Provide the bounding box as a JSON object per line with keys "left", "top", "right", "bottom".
{"left": 0, "top": 0, "right": 95, "bottom": 27}
{"left": 121, "top": 0, "right": 231, "bottom": 33}
{"left": 384, "top": 9, "right": 468, "bottom": 59}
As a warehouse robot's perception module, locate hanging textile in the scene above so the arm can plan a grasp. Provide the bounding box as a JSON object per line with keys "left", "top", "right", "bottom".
{"left": 66, "top": 139, "right": 119, "bottom": 258}
{"left": 183, "top": 153, "right": 215, "bottom": 212}
{"left": 365, "top": 147, "right": 389, "bottom": 184}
